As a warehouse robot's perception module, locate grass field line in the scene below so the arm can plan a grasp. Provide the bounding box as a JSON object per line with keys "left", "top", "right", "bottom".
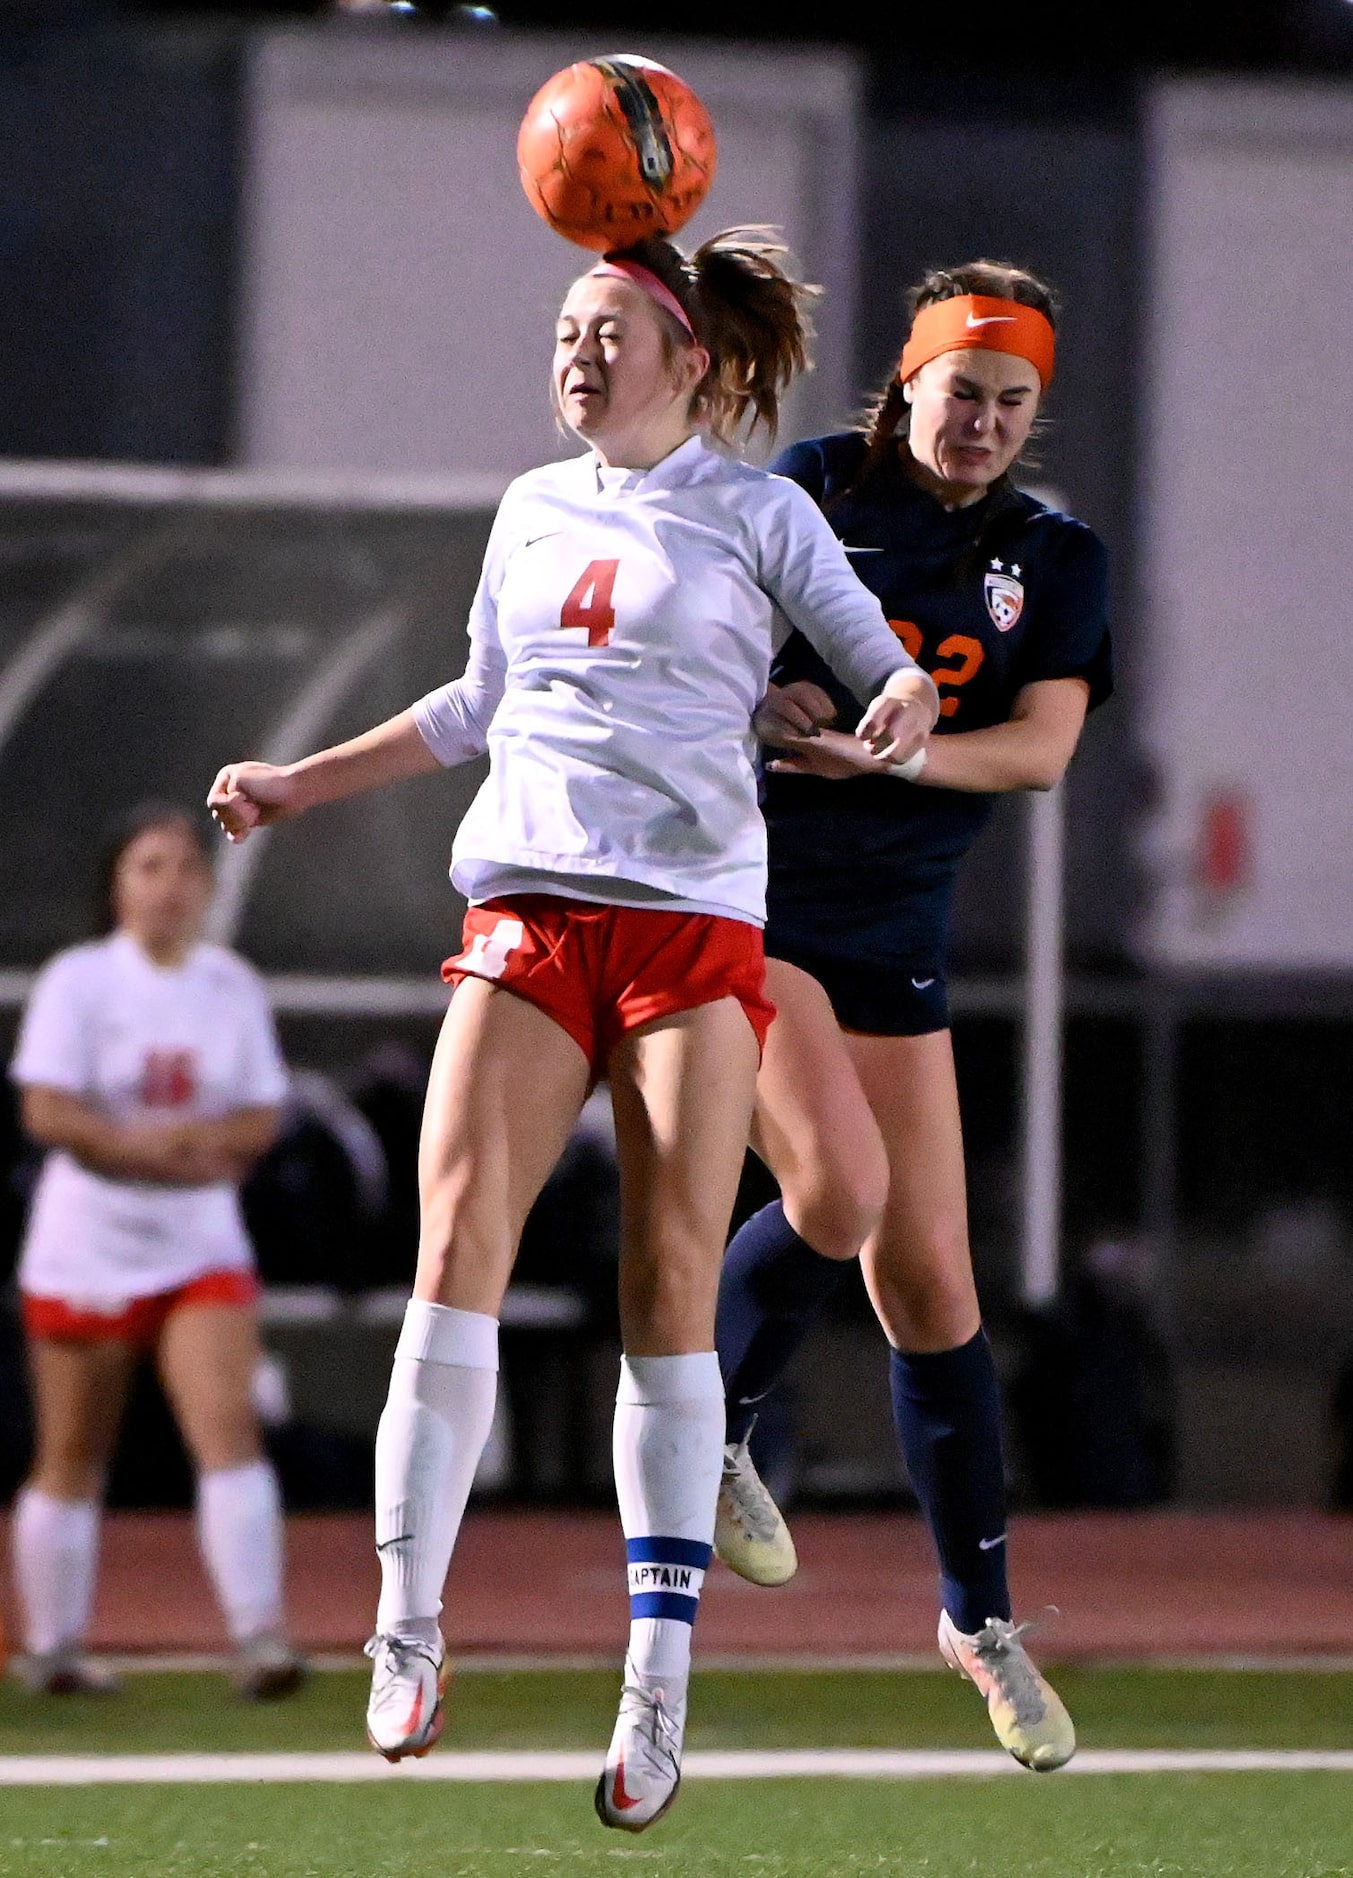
{"left": 2, "top": 1749, "right": 1353, "bottom": 1786}
{"left": 90, "top": 1651, "right": 1353, "bottom": 1674}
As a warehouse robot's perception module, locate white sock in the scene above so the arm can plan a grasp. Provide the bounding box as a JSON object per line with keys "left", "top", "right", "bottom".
{"left": 374, "top": 1300, "right": 499, "bottom": 1645}
{"left": 12, "top": 1487, "right": 100, "bottom": 1656}
{"left": 196, "top": 1459, "right": 286, "bottom": 1645}
{"left": 613, "top": 1351, "right": 723, "bottom": 1686}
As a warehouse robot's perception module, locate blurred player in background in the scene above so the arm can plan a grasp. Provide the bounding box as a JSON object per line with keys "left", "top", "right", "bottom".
{"left": 714, "top": 262, "right": 1112, "bottom": 1771}
{"left": 8, "top": 804, "right": 302, "bottom": 1699}
{"left": 209, "top": 228, "right": 939, "bottom": 1830}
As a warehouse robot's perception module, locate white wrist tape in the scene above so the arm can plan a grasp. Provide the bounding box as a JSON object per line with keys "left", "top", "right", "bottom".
{"left": 887, "top": 746, "right": 928, "bottom": 783}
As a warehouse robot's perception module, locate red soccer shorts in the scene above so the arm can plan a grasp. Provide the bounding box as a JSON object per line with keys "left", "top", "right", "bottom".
{"left": 22, "top": 1268, "right": 260, "bottom": 1346}
{"left": 442, "top": 894, "right": 775, "bottom": 1077}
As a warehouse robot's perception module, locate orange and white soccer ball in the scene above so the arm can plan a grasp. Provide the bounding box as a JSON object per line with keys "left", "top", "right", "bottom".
{"left": 517, "top": 55, "right": 717, "bottom": 253}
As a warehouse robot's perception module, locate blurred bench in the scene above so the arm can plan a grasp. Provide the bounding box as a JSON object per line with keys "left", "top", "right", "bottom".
{"left": 258, "top": 1282, "right": 603, "bottom": 1498}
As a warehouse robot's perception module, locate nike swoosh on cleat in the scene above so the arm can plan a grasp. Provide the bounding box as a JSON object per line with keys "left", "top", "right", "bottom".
{"left": 977, "top": 1534, "right": 1008, "bottom": 1550}
{"left": 400, "top": 1683, "right": 425, "bottom": 1741}
{"left": 611, "top": 1755, "right": 642, "bottom": 1810}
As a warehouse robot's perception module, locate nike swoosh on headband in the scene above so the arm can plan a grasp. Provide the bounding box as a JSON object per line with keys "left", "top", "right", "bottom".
{"left": 896, "top": 295, "right": 1057, "bottom": 385}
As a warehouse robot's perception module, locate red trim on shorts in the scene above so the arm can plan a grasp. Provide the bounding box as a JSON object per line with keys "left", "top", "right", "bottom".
{"left": 22, "top": 1268, "right": 260, "bottom": 1345}
{"left": 442, "top": 895, "right": 775, "bottom": 1077}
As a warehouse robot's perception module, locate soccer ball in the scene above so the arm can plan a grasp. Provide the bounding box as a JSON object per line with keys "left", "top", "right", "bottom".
{"left": 517, "top": 55, "right": 717, "bottom": 253}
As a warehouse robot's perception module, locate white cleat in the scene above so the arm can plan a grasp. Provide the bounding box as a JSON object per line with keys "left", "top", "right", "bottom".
{"left": 364, "top": 1632, "right": 448, "bottom": 1761}
{"left": 938, "top": 1610, "right": 1076, "bottom": 1771}
{"left": 713, "top": 1436, "right": 798, "bottom": 1587}
{"left": 232, "top": 1633, "right": 307, "bottom": 1701}
{"left": 595, "top": 1675, "right": 687, "bottom": 1832}
{"left": 12, "top": 1647, "right": 121, "bottom": 1696}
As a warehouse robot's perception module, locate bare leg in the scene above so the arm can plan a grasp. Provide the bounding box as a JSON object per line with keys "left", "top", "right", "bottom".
{"left": 598, "top": 998, "right": 760, "bottom": 1829}
{"left": 716, "top": 959, "right": 888, "bottom": 1447}
{"left": 846, "top": 1029, "right": 979, "bottom": 1353}
{"left": 752, "top": 959, "right": 888, "bottom": 1259}
{"left": 610, "top": 997, "right": 761, "bottom": 1355}
{"left": 157, "top": 1302, "right": 296, "bottom": 1676}
{"left": 368, "top": 979, "right": 591, "bottom": 1756}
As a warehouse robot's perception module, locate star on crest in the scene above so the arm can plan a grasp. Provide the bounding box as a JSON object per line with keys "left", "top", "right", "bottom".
{"left": 990, "top": 558, "right": 1003, "bottom": 571}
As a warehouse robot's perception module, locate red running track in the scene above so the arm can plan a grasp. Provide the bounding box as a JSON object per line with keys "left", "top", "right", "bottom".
{"left": 4, "top": 1510, "right": 1353, "bottom": 1659}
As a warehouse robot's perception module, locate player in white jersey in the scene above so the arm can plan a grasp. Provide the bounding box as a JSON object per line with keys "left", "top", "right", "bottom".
{"left": 209, "top": 228, "right": 939, "bottom": 1829}
{"left": 8, "top": 805, "right": 303, "bottom": 1700}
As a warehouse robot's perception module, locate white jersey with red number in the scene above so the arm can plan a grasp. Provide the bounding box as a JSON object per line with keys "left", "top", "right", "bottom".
{"left": 9, "top": 932, "right": 289, "bottom": 1307}
{"left": 412, "top": 435, "right": 921, "bottom": 926}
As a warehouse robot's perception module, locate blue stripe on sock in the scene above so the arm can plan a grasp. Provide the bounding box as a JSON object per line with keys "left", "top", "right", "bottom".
{"left": 630, "top": 1591, "right": 700, "bottom": 1623}
{"left": 625, "top": 1536, "right": 713, "bottom": 1570}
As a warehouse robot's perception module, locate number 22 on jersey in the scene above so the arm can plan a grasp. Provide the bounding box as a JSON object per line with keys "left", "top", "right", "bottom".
{"left": 890, "top": 618, "right": 984, "bottom": 718}
{"left": 560, "top": 560, "right": 620, "bottom": 647}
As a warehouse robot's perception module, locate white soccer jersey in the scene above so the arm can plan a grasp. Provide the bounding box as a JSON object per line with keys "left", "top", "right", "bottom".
{"left": 10, "top": 933, "right": 289, "bottom": 1307}
{"left": 412, "top": 436, "right": 922, "bottom": 925}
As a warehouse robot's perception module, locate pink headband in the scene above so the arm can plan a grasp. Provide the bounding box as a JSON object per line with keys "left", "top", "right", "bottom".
{"left": 589, "top": 258, "right": 697, "bottom": 338}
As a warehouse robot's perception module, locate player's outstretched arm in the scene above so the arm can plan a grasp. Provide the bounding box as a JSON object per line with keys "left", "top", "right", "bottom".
{"left": 907, "top": 677, "right": 1091, "bottom": 792}
{"left": 208, "top": 709, "right": 441, "bottom": 843}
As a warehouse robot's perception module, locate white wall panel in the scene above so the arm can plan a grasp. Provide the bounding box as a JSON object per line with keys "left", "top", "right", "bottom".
{"left": 1140, "top": 81, "right": 1353, "bottom": 968}
{"left": 241, "top": 29, "right": 859, "bottom": 481}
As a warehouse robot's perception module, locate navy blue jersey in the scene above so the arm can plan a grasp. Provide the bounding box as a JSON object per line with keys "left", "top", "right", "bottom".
{"left": 763, "top": 431, "right": 1112, "bottom": 967}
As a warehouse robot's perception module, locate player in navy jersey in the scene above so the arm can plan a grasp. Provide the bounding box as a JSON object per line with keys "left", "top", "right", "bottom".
{"left": 713, "top": 261, "right": 1111, "bottom": 1772}
{"left": 210, "top": 229, "right": 938, "bottom": 1830}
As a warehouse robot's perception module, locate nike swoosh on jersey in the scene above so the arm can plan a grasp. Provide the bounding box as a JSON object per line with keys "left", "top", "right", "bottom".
{"left": 842, "top": 545, "right": 884, "bottom": 554}
{"left": 977, "top": 1533, "right": 1008, "bottom": 1551}
{"left": 611, "top": 1756, "right": 643, "bottom": 1809}
{"left": 965, "top": 314, "right": 1017, "bottom": 328}
{"left": 911, "top": 976, "right": 936, "bottom": 990}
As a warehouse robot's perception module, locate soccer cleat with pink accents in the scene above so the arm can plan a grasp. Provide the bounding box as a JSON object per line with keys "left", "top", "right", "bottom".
{"left": 594, "top": 1675, "right": 687, "bottom": 1832}
{"left": 938, "top": 1610, "right": 1075, "bottom": 1771}
{"left": 363, "top": 1632, "right": 448, "bottom": 1761}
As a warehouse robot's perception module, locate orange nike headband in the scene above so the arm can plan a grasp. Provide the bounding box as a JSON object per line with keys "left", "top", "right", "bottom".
{"left": 896, "top": 295, "right": 1055, "bottom": 389}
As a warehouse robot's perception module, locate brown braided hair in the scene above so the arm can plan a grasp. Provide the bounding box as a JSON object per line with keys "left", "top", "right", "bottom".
{"left": 604, "top": 228, "right": 820, "bottom": 445}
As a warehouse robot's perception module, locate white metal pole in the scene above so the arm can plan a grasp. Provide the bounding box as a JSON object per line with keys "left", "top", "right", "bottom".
{"left": 1019, "top": 783, "right": 1067, "bottom": 1307}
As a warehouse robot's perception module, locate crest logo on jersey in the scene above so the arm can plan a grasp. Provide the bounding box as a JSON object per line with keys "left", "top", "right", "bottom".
{"left": 983, "top": 568, "right": 1025, "bottom": 632}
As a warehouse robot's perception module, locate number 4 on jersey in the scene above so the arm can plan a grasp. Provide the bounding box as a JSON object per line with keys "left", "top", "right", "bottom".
{"left": 560, "top": 559, "right": 619, "bottom": 646}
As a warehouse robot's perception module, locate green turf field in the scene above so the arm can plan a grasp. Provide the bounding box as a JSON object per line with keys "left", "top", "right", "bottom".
{"left": 1, "top": 1670, "right": 1351, "bottom": 1877}
{"left": 3, "top": 1775, "right": 1353, "bottom": 1878}
{"left": 3, "top": 1666, "right": 1353, "bottom": 1755}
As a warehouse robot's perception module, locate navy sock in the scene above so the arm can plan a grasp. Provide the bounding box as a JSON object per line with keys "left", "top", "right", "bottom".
{"left": 716, "top": 1201, "right": 848, "bottom": 1445}
{"left": 889, "top": 1331, "right": 1012, "bottom": 1634}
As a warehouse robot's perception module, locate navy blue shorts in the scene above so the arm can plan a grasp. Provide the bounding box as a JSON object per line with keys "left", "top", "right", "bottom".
{"left": 765, "top": 942, "right": 950, "bottom": 1037}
